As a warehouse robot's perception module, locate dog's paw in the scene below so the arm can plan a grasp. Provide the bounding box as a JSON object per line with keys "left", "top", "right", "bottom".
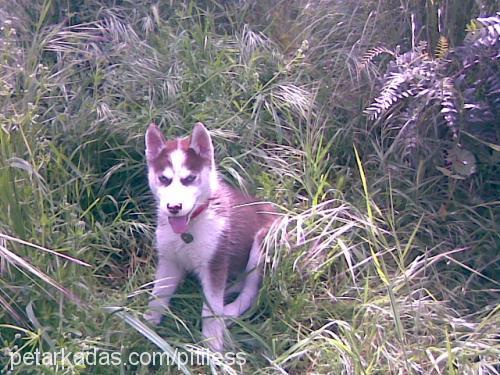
{"left": 223, "top": 302, "right": 239, "bottom": 317}
{"left": 202, "top": 318, "right": 225, "bottom": 353}
{"left": 143, "top": 310, "right": 162, "bottom": 326}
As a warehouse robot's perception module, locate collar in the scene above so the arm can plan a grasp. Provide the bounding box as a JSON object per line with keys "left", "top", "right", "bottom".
{"left": 190, "top": 201, "right": 209, "bottom": 221}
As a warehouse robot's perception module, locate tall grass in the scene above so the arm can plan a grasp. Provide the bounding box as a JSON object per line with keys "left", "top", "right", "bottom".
{"left": 0, "top": 1, "right": 498, "bottom": 373}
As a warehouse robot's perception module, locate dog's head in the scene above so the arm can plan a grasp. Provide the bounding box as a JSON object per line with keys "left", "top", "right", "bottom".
{"left": 145, "top": 122, "right": 217, "bottom": 233}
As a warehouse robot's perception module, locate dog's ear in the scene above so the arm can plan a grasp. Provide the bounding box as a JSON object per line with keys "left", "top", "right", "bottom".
{"left": 190, "top": 122, "right": 214, "bottom": 162}
{"left": 145, "top": 123, "right": 166, "bottom": 160}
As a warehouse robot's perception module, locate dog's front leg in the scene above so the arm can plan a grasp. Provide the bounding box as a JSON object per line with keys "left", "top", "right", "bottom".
{"left": 200, "top": 270, "right": 227, "bottom": 352}
{"left": 145, "top": 257, "right": 184, "bottom": 325}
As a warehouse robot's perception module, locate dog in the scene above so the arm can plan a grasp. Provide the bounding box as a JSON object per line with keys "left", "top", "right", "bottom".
{"left": 144, "top": 122, "right": 276, "bottom": 352}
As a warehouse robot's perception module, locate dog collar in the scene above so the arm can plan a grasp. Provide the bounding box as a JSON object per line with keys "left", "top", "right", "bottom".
{"left": 190, "top": 202, "right": 209, "bottom": 221}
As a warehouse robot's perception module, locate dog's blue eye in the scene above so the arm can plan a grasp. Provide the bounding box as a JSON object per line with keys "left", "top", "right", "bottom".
{"left": 158, "top": 175, "right": 172, "bottom": 185}
{"left": 181, "top": 175, "right": 196, "bottom": 185}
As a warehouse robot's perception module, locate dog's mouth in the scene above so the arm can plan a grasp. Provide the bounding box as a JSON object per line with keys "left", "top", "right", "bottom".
{"left": 167, "top": 201, "right": 209, "bottom": 235}
{"left": 168, "top": 215, "right": 190, "bottom": 234}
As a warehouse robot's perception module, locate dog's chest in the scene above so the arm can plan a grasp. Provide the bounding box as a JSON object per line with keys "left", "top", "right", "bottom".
{"left": 155, "top": 210, "right": 227, "bottom": 272}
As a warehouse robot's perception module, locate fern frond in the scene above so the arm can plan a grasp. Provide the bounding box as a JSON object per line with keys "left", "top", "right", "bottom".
{"left": 464, "top": 13, "right": 500, "bottom": 48}
{"left": 364, "top": 72, "right": 412, "bottom": 119}
{"left": 440, "top": 77, "right": 459, "bottom": 138}
{"left": 476, "top": 13, "right": 500, "bottom": 27}
{"left": 400, "top": 110, "right": 419, "bottom": 158}
{"left": 435, "top": 36, "right": 449, "bottom": 59}
{"left": 465, "top": 19, "right": 482, "bottom": 33}
{"left": 364, "top": 45, "right": 435, "bottom": 120}
{"left": 360, "top": 46, "right": 396, "bottom": 70}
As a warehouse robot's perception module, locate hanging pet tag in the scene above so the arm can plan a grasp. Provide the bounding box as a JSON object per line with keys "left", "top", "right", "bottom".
{"left": 181, "top": 232, "right": 194, "bottom": 244}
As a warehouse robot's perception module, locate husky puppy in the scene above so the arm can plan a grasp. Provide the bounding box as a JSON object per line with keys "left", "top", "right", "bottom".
{"left": 144, "top": 122, "right": 275, "bottom": 352}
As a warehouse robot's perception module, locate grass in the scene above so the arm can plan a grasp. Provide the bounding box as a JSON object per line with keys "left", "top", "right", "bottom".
{"left": 0, "top": 1, "right": 498, "bottom": 374}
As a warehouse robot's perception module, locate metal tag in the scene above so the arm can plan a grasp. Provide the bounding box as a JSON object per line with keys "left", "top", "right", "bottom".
{"left": 181, "top": 232, "right": 194, "bottom": 244}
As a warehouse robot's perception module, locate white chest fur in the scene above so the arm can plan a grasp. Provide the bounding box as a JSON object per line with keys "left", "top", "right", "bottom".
{"left": 155, "top": 209, "right": 227, "bottom": 274}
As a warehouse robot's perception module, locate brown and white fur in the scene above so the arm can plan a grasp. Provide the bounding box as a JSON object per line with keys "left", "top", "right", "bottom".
{"left": 144, "top": 122, "right": 275, "bottom": 352}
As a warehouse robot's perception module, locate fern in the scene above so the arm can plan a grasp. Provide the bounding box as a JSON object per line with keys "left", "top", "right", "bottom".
{"left": 364, "top": 72, "right": 412, "bottom": 119}
{"left": 464, "top": 13, "right": 500, "bottom": 48}
{"left": 398, "top": 108, "right": 419, "bottom": 158}
{"left": 457, "top": 12, "right": 499, "bottom": 128}
{"left": 363, "top": 12, "right": 499, "bottom": 167}
{"left": 364, "top": 47, "right": 438, "bottom": 122}
{"left": 360, "top": 45, "right": 396, "bottom": 70}
{"left": 435, "top": 36, "right": 449, "bottom": 59}
{"left": 440, "top": 77, "right": 459, "bottom": 138}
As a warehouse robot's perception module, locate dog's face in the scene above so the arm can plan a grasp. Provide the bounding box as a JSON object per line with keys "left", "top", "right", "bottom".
{"left": 145, "top": 122, "right": 217, "bottom": 233}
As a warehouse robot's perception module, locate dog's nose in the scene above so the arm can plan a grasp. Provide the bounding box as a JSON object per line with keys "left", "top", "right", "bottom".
{"left": 167, "top": 203, "right": 182, "bottom": 215}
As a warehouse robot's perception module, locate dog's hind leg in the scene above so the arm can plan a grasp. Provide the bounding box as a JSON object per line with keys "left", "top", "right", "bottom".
{"left": 223, "top": 228, "right": 266, "bottom": 320}
{"left": 224, "top": 278, "right": 244, "bottom": 303}
{"left": 200, "top": 265, "right": 228, "bottom": 352}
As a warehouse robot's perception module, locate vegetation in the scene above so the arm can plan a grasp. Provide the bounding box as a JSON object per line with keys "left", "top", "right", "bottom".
{"left": 0, "top": 0, "right": 498, "bottom": 373}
